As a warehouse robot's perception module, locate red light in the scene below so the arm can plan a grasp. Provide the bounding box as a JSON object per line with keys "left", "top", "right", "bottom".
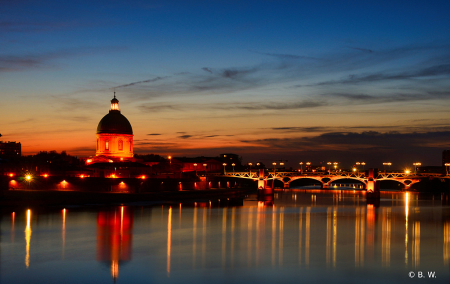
{"left": 141, "top": 175, "right": 146, "bottom": 179}
{"left": 80, "top": 175, "right": 84, "bottom": 178}
{"left": 43, "top": 174, "right": 48, "bottom": 178}
{"left": 9, "top": 173, "right": 14, "bottom": 177}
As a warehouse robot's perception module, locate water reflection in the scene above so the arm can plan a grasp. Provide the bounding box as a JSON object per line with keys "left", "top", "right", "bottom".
{"left": 24, "top": 209, "right": 31, "bottom": 269}
{"left": 62, "top": 208, "right": 66, "bottom": 259}
{"left": 96, "top": 206, "right": 133, "bottom": 281}
{"left": 3, "top": 191, "right": 450, "bottom": 284}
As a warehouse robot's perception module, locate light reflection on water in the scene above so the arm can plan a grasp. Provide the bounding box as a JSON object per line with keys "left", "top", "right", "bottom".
{"left": 1, "top": 190, "right": 450, "bottom": 284}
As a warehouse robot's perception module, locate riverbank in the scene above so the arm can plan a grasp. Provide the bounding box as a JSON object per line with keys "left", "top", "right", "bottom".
{"left": 0, "top": 188, "right": 256, "bottom": 207}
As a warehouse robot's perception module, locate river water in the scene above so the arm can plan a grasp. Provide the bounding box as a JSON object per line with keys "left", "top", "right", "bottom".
{"left": 1, "top": 190, "right": 449, "bottom": 283}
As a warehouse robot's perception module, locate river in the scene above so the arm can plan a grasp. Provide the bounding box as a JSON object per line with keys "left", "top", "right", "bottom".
{"left": 1, "top": 190, "right": 449, "bottom": 283}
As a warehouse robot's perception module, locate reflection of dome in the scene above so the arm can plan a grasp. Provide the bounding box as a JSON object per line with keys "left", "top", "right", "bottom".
{"left": 97, "top": 111, "right": 133, "bottom": 135}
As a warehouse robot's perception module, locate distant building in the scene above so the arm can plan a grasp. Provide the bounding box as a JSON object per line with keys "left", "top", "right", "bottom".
{"left": 220, "top": 153, "right": 241, "bottom": 166}
{"left": 443, "top": 150, "right": 450, "bottom": 166}
{"left": 0, "top": 141, "right": 21, "bottom": 159}
{"left": 171, "top": 157, "right": 223, "bottom": 173}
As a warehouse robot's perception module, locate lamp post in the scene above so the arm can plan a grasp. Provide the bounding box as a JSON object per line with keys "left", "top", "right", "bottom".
{"left": 327, "top": 162, "right": 332, "bottom": 173}
{"left": 299, "top": 162, "right": 303, "bottom": 173}
{"left": 445, "top": 163, "right": 450, "bottom": 176}
{"left": 25, "top": 174, "right": 32, "bottom": 189}
{"left": 232, "top": 163, "right": 235, "bottom": 173}
{"left": 248, "top": 163, "right": 252, "bottom": 175}
{"left": 361, "top": 162, "right": 366, "bottom": 171}
{"left": 333, "top": 162, "right": 338, "bottom": 173}
{"left": 356, "top": 162, "right": 360, "bottom": 174}
{"left": 306, "top": 162, "right": 311, "bottom": 172}
{"left": 272, "top": 162, "right": 277, "bottom": 189}
{"left": 193, "top": 163, "right": 197, "bottom": 176}
{"left": 383, "top": 162, "right": 392, "bottom": 173}
{"left": 203, "top": 164, "right": 207, "bottom": 176}
{"left": 413, "top": 162, "right": 421, "bottom": 173}
{"left": 222, "top": 163, "right": 227, "bottom": 174}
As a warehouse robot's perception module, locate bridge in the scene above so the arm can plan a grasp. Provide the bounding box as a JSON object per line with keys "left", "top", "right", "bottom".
{"left": 218, "top": 170, "right": 447, "bottom": 190}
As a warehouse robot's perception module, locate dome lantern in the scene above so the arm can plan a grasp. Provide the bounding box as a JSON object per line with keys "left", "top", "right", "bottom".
{"left": 110, "top": 92, "right": 119, "bottom": 111}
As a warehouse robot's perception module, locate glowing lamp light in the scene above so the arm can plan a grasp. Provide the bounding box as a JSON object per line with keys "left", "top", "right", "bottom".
{"left": 109, "top": 160, "right": 114, "bottom": 163}
{"left": 111, "top": 174, "right": 116, "bottom": 178}
{"left": 25, "top": 175, "right": 32, "bottom": 181}
{"left": 9, "top": 173, "right": 14, "bottom": 177}
{"left": 43, "top": 173, "right": 49, "bottom": 178}
{"left": 86, "top": 159, "right": 92, "bottom": 164}
{"left": 80, "top": 174, "right": 85, "bottom": 178}
{"left": 405, "top": 169, "right": 410, "bottom": 174}
{"left": 141, "top": 175, "right": 146, "bottom": 179}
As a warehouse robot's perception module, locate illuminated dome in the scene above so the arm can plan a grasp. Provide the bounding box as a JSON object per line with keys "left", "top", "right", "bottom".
{"left": 97, "top": 111, "right": 133, "bottom": 135}
{"left": 94, "top": 94, "right": 134, "bottom": 160}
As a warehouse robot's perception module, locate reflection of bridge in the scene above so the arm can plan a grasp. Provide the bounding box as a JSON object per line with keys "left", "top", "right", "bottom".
{"left": 220, "top": 171, "right": 447, "bottom": 190}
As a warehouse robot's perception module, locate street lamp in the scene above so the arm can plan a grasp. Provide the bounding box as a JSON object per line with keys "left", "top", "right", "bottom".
{"left": 222, "top": 163, "right": 227, "bottom": 174}
{"left": 203, "top": 164, "right": 207, "bottom": 175}
{"left": 333, "top": 162, "right": 338, "bottom": 173}
{"left": 327, "top": 162, "right": 332, "bottom": 173}
{"left": 232, "top": 163, "right": 235, "bottom": 173}
{"left": 361, "top": 162, "right": 366, "bottom": 171}
{"left": 299, "top": 162, "right": 303, "bottom": 173}
{"left": 383, "top": 162, "right": 392, "bottom": 172}
{"left": 248, "top": 163, "right": 252, "bottom": 174}
{"left": 25, "top": 174, "right": 32, "bottom": 189}
{"left": 356, "top": 162, "right": 360, "bottom": 174}
{"left": 272, "top": 162, "right": 277, "bottom": 189}
{"left": 445, "top": 163, "right": 450, "bottom": 176}
{"left": 413, "top": 162, "right": 421, "bottom": 173}
{"left": 306, "top": 162, "right": 311, "bottom": 172}
{"left": 193, "top": 163, "right": 197, "bottom": 176}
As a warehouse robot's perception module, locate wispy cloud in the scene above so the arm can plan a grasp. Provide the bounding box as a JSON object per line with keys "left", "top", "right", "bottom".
{"left": 0, "top": 46, "right": 127, "bottom": 72}
{"left": 249, "top": 50, "right": 322, "bottom": 60}
{"left": 114, "top": 76, "right": 168, "bottom": 89}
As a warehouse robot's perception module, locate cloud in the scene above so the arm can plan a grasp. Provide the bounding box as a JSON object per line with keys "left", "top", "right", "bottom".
{"left": 147, "top": 133, "right": 161, "bottom": 136}
{"left": 178, "top": 135, "right": 192, "bottom": 139}
{"left": 202, "top": 67, "right": 213, "bottom": 74}
{"left": 345, "top": 46, "right": 374, "bottom": 53}
{"left": 249, "top": 50, "right": 321, "bottom": 60}
{"left": 114, "top": 76, "right": 168, "bottom": 89}
{"left": 305, "top": 63, "right": 450, "bottom": 87}
{"left": 0, "top": 46, "right": 127, "bottom": 72}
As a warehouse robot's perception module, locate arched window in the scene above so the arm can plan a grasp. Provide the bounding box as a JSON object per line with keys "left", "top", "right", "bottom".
{"left": 118, "top": 139, "right": 123, "bottom": 151}
{"left": 105, "top": 139, "right": 109, "bottom": 150}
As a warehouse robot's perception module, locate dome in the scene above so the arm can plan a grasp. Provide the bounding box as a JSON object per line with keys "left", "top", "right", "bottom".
{"left": 97, "top": 110, "right": 133, "bottom": 135}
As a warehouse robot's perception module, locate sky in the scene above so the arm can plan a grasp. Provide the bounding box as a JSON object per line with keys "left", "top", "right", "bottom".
{"left": 1, "top": 0, "right": 450, "bottom": 169}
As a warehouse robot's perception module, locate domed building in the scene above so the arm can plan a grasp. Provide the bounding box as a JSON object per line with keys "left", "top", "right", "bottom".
{"left": 94, "top": 94, "right": 134, "bottom": 161}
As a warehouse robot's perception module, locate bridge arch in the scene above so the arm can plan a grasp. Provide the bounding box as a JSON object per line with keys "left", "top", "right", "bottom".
{"left": 288, "top": 177, "right": 326, "bottom": 188}
{"left": 327, "top": 177, "right": 366, "bottom": 187}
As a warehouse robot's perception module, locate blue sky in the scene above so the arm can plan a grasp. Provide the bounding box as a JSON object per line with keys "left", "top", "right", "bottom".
{"left": 1, "top": 0, "right": 450, "bottom": 169}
